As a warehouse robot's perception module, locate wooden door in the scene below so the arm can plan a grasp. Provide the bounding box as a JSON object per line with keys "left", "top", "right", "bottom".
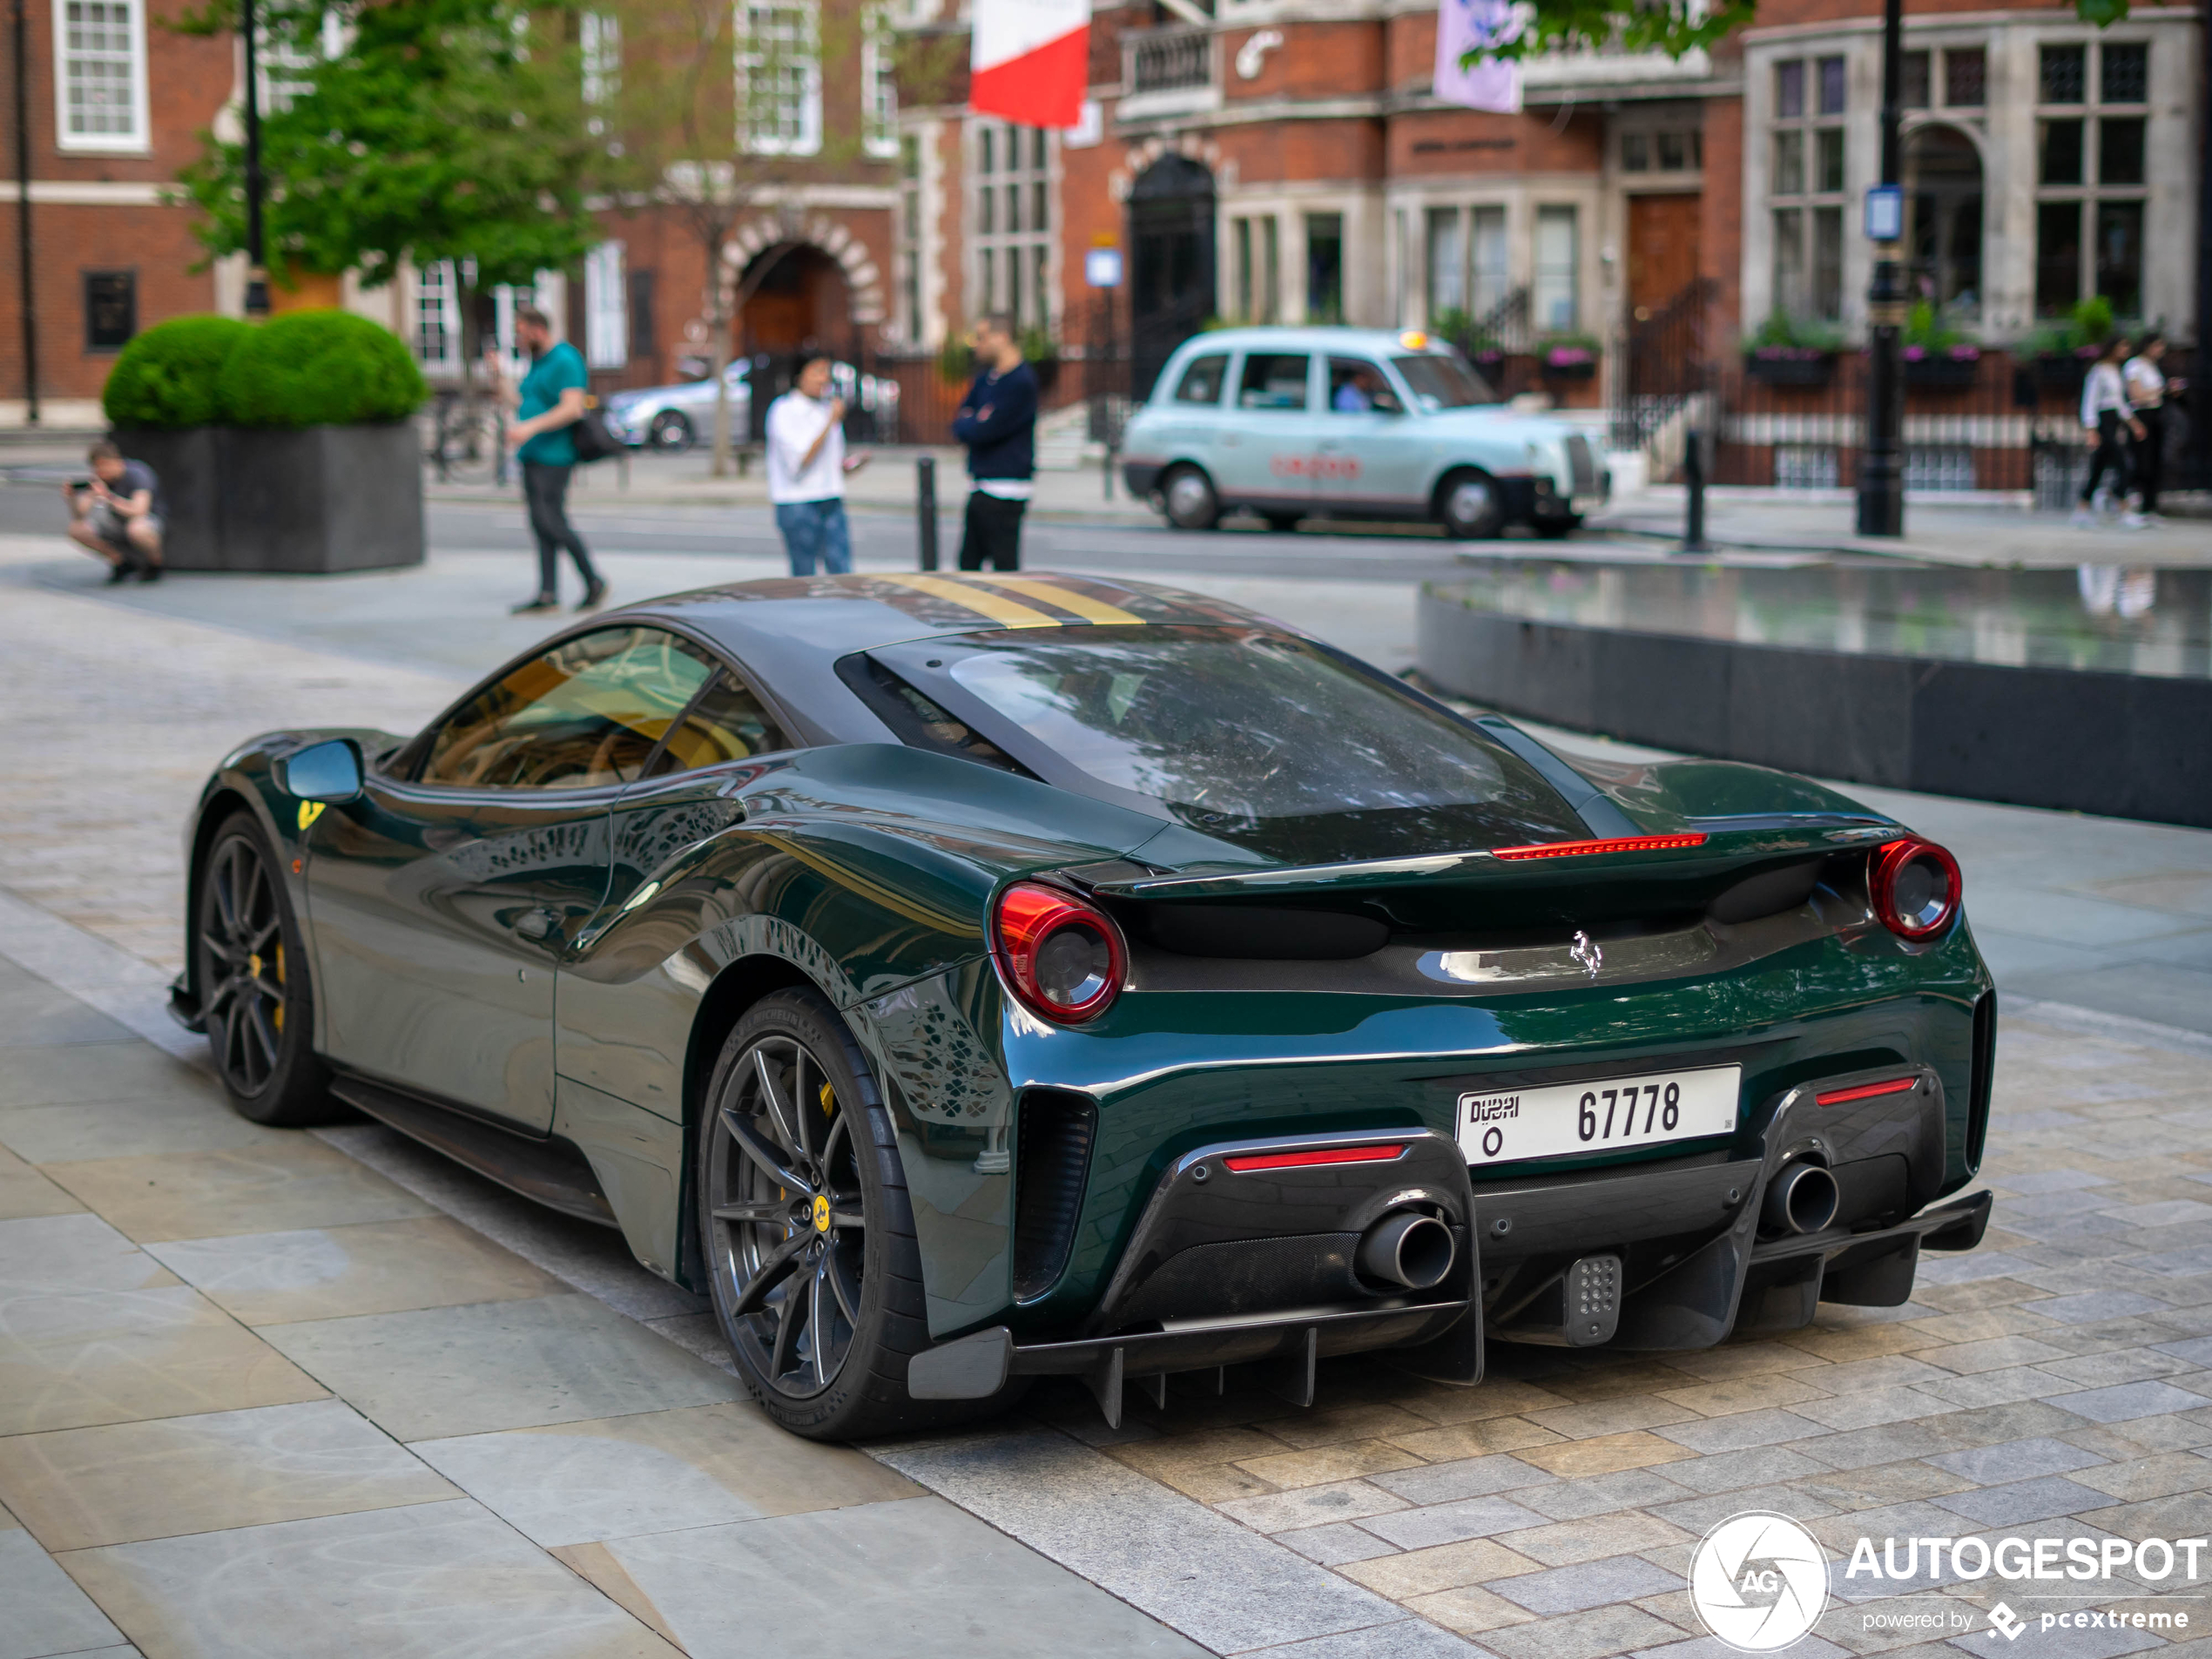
{"left": 1627, "top": 194, "right": 1703, "bottom": 321}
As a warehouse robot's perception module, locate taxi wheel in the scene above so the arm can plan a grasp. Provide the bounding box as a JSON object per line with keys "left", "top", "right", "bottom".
{"left": 1161, "top": 466, "right": 1221, "bottom": 531}
{"left": 1438, "top": 470, "right": 1505, "bottom": 541}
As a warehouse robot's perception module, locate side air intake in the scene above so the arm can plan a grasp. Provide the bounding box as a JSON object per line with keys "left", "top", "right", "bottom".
{"left": 1013, "top": 1089, "right": 1097, "bottom": 1301}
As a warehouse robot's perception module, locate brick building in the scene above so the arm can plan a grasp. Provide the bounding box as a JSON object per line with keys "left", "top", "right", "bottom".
{"left": 891, "top": 0, "right": 2203, "bottom": 410}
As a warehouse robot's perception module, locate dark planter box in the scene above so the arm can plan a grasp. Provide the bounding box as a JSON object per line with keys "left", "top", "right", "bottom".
{"left": 2036, "top": 354, "right": 2092, "bottom": 395}
{"left": 1904, "top": 355, "right": 1980, "bottom": 390}
{"left": 116, "top": 422, "right": 425, "bottom": 573}
{"left": 1541, "top": 361, "right": 1598, "bottom": 382}
{"left": 1744, "top": 353, "right": 1836, "bottom": 388}
{"left": 111, "top": 427, "right": 224, "bottom": 567}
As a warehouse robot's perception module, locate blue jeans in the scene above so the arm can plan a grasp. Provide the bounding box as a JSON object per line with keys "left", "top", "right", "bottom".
{"left": 774, "top": 498, "right": 853, "bottom": 576}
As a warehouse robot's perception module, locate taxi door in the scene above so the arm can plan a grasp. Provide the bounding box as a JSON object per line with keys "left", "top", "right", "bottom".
{"left": 1311, "top": 355, "right": 1430, "bottom": 515}
{"left": 1211, "top": 351, "right": 1324, "bottom": 508}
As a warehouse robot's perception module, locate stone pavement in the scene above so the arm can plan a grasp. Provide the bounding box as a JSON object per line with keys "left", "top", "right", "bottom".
{"left": 3, "top": 527, "right": 2211, "bottom": 1656}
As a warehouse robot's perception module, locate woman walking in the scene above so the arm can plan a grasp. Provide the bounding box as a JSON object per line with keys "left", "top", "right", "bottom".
{"left": 2122, "top": 333, "right": 2180, "bottom": 523}
{"left": 2073, "top": 338, "right": 2145, "bottom": 531}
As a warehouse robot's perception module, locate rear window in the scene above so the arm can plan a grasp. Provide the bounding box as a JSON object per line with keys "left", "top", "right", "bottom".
{"left": 1394, "top": 354, "right": 1495, "bottom": 409}
{"left": 922, "top": 627, "right": 1582, "bottom": 857}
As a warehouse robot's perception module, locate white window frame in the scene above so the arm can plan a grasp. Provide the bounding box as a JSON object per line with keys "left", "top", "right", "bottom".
{"left": 414, "top": 260, "right": 463, "bottom": 374}
{"left": 584, "top": 242, "right": 628, "bottom": 369}
{"left": 738, "top": 0, "right": 822, "bottom": 157}
{"left": 862, "top": 4, "right": 898, "bottom": 158}
{"left": 54, "top": 0, "right": 151, "bottom": 153}
{"left": 1533, "top": 205, "right": 1580, "bottom": 333}
{"left": 581, "top": 10, "right": 620, "bottom": 133}
{"left": 969, "top": 118, "right": 1053, "bottom": 332}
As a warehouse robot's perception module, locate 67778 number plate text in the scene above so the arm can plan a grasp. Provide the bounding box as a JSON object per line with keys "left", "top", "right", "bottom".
{"left": 1456, "top": 1065, "right": 1742, "bottom": 1166}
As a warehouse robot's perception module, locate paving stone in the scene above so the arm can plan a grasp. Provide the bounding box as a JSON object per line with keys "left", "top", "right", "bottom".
{"left": 1491, "top": 1554, "right": 1680, "bottom": 1615}
{"left": 1931, "top": 1474, "right": 2113, "bottom": 1526}
{"left": 2067, "top": 1451, "right": 2212, "bottom": 1501}
{"left": 1915, "top": 1336, "right": 2074, "bottom": 1373}
{"left": 1336, "top": 1536, "right": 1541, "bottom": 1598}
{"left": 1278, "top": 1522, "right": 1404, "bottom": 1567}
{"left": 2037, "top": 1348, "right": 2200, "bottom": 1387}
{"left": 0, "top": 1042, "right": 219, "bottom": 1110}
{"left": 1236, "top": 1440, "right": 1426, "bottom": 1489}
{"left": 2152, "top": 1335, "right": 2212, "bottom": 1366}
{"left": 1792, "top": 1387, "right": 1950, "bottom": 1432}
{"left": 44, "top": 1140, "right": 435, "bottom": 1244}
{"left": 1797, "top": 1422, "right": 1961, "bottom": 1471}
{"left": 0, "top": 1525, "right": 125, "bottom": 1659}
{"left": 0, "top": 1212, "right": 177, "bottom": 1296}
{"left": 1654, "top": 1444, "right": 1831, "bottom": 1494}
{"left": 1649, "top": 1482, "right": 1838, "bottom": 1533}
{"left": 1512, "top": 1467, "right": 1694, "bottom": 1520}
{"left": 1478, "top": 1603, "right": 1685, "bottom": 1659}
{"left": 1993, "top": 1171, "right": 2112, "bottom": 1195}
{"left": 1490, "top": 1510, "right": 1689, "bottom": 1568}
{"left": 1651, "top": 1409, "right": 1831, "bottom": 1454}
{"left": 1631, "top": 1636, "right": 1850, "bottom": 1659}
{"left": 1524, "top": 1396, "right": 1705, "bottom": 1439}
{"left": 1654, "top": 1374, "right": 1831, "bottom": 1418}
{"left": 1914, "top": 1366, "right": 2090, "bottom": 1409}
{"left": 1386, "top": 1418, "right": 1567, "bottom": 1462}
{"left": 0, "top": 1145, "right": 79, "bottom": 1222}
{"left": 1514, "top": 1433, "right": 1695, "bottom": 1478}
{"left": 1353, "top": 1494, "right": 1551, "bottom": 1551}
{"left": 1238, "top": 1620, "right": 1494, "bottom": 1658}
{"left": 2049, "top": 1381, "right": 2212, "bottom": 1424}
{"left": 1368, "top": 1455, "right": 1556, "bottom": 1506}
{"left": 1217, "top": 1480, "right": 1413, "bottom": 1534}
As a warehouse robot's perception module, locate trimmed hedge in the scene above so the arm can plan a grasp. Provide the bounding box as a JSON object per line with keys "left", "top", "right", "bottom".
{"left": 100, "top": 315, "right": 254, "bottom": 429}
{"left": 100, "top": 309, "right": 428, "bottom": 431}
{"left": 216, "top": 309, "right": 428, "bottom": 428}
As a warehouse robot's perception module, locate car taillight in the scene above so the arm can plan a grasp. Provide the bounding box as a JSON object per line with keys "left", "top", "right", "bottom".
{"left": 993, "top": 881, "right": 1126, "bottom": 1023}
{"left": 1871, "top": 838, "right": 1961, "bottom": 940}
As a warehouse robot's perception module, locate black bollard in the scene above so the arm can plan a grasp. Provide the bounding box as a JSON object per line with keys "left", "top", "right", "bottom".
{"left": 1682, "top": 428, "right": 1710, "bottom": 554}
{"left": 917, "top": 455, "right": 939, "bottom": 571}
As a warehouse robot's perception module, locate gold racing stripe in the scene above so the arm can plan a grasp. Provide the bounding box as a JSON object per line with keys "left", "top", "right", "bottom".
{"left": 876, "top": 573, "right": 1060, "bottom": 629}
{"left": 979, "top": 576, "right": 1144, "bottom": 625}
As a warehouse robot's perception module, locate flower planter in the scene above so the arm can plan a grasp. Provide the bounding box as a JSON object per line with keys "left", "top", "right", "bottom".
{"left": 1904, "top": 354, "right": 1980, "bottom": 391}
{"left": 1541, "top": 360, "right": 1598, "bottom": 382}
{"left": 2035, "top": 353, "right": 2094, "bottom": 395}
{"left": 1744, "top": 352, "right": 1835, "bottom": 388}
{"left": 110, "top": 422, "right": 424, "bottom": 573}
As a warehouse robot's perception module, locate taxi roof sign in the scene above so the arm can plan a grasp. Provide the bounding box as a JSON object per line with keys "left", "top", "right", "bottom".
{"left": 1399, "top": 330, "right": 1430, "bottom": 350}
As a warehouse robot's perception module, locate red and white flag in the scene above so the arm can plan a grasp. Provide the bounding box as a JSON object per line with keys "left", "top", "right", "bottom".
{"left": 970, "top": 0, "right": 1089, "bottom": 129}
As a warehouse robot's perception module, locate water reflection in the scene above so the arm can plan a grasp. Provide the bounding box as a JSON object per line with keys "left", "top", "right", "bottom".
{"left": 1440, "top": 562, "right": 2211, "bottom": 679}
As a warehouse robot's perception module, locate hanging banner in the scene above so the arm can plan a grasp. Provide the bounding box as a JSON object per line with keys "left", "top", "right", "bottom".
{"left": 1433, "top": 0, "right": 1522, "bottom": 114}
{"left": 971, "top": 0, "right": 1090, "bottom": 130}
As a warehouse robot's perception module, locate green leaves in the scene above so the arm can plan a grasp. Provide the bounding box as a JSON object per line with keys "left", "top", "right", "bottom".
{"left": 180, "top": 0, "right": 600, "bottom": 292}
{"left": 1475, "top": 0, "right": 2122, "bottom": 64}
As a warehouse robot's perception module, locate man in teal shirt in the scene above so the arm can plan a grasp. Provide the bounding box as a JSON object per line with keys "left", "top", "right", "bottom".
{"left": 499, "top": 305, "right": 606, "bottom": 613}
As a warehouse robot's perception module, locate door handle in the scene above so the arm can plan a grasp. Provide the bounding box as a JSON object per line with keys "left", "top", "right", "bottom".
{"left": 513, "top": 907, "right": 561, "bottom": 943}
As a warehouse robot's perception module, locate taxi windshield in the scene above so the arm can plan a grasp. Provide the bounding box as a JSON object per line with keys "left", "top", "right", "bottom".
{"left": 1393, "top": 354, "right": 1494, "bottom": 410}
{"left": 934, "top": 627, "right": 1582, "bottom": 855}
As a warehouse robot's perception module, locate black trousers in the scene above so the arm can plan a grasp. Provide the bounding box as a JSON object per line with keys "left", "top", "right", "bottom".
{"left": 2080, "top": 411, "right": 2134, "bottom": 505}
{"left": 2133, "top": 406, "right": 2166, "bottom": 512}
{"left": 958, "top": 490, "right": 1027, "bottom": 571}
{"left": 523, "top": 462, "right": 600, "bottom": 595}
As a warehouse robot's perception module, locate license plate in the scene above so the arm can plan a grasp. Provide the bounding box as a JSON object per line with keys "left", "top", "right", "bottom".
{"left": 1457, "top": 1065, "right": 1741, "bottom": 1166}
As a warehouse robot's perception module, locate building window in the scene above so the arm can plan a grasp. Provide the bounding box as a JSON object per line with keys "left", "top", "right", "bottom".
{"left": 2033, "top": 40, "right": 2148, "bottom": 315}
{"left": 1770, "top": 55, "right": 1846, "bottom": 320}
{"left": 739, "top": 0, "right": 821, "bottom": 155}
{"left": 1471, "top": 206, "right": 1507, "bottom": 314}
{"left": 84, "top": 269, "right": 135, "bottom": 350}
{"left": 1305, "top": 212, "right": 1343, "bottom": 323}
{"left": 1622, "top": 127, "right": 1701, "bottom": 173}
{"left": 628, "top": 268, "right": 656, "bottom": 362}
{"left": 581, "top": 11, "right": 619, "bottom": 133}
{"left": 1944, "top": 46, "right": 1984, "bottom": 107}
{"left": 896, "top": 133, "right": 922, "bottom": 343}
{"left": 1901, "top": 51, "right": 1929, "bottom": 108}
{"left": 973, "top": 120, "right": 1049, "bottom": 331}
{"left": 861, "top": 5, "right": 897, "bottom": 158}
{"left": 584, "top": 242, "right": 627, "bottom": 368}
{"left": 56, "top": 0, "right": 148, "bottom": 151}
{"left": 1533, "top": 206, "right": 1577, "bottom": 331}
{"left": 1232, "top": 215, "right": 1278, "bottom": 324}
{"left": 414, "top": 260, "right": 462, "bottom": 373}
{"left": 1426, "top": 207, "right": 1463, "bottom": 320}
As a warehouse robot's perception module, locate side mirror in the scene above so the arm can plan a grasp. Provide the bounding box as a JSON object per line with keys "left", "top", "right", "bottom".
{"left": 276, "top": 738, "right": 364, "bottom": 804}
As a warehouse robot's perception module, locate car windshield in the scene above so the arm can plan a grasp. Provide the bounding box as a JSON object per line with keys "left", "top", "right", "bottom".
{"left": 934, "top": 628, "right": 1581, "bottom": 857}
{"left": 1393, "top": 354, "right": 1494, "bottom": 410}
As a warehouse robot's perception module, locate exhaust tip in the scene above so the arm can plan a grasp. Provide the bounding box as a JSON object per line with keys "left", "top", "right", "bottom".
{"left": 1763, "top": 1163, "right": 1839, "bottom": 1236}
{"left": 1357, "top": 1211, "right": 1456, "bottom": 1290}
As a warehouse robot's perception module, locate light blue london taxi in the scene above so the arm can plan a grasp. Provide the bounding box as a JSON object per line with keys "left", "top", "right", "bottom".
{"left": 1119, "top": 326, "right": 1607, "bottom": 538}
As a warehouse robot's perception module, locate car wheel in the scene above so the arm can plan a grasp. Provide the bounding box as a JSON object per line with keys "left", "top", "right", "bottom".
{"left": 1262, "top": 512, "right": 1302, "bottom": 534}
{"left": 648, "top": 411, "right": 694, "bottom": 455}
{"left": 1437, "top": 470, "right": 1506, "bottom": 540}
{"left": 193, "top": 812, "right": 338, "bottom": 1126}
{"left": 1161, "top": 465, "right": 1221, "bottom": 531}
{"left": 1532, "top": 514, "right": 1581, "bottom": 539}
{"left": 698, "top": 988, "right": 1001, "bottom": 1440}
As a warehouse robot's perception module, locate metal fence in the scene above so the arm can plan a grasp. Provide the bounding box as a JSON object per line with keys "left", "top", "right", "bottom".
{"left": 1128, "top": 25, "right": 1211, "bottom": 93}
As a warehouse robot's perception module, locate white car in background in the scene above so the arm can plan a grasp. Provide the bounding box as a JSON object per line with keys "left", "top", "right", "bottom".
{"left": 1120, "top": 326, "right": 1606, "bottom": 538}
{"left": 602, "top": 359, "right": 900, "bottom": 454}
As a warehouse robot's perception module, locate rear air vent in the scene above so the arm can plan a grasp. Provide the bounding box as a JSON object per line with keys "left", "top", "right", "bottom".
{"left": 1138, "top": 903, "right": 1389, "bottom": 961}
{"left": 1966, "top": 990, "right": 1996, "bottom": 1173}
{"left": 1707, "top": 859, "right": 1823, "bottom": 923}
{"left": 1013, "top": 1089, "right": 1097, "bottom": 1301}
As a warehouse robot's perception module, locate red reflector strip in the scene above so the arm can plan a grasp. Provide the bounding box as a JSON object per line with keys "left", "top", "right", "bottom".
{"left": 1222, "top": 1144, "right": 1406, "bottom": 1173}
{"left": 1491, "top": 833, "right": 1710, "bottom": 861}
{"left": 1816, "top": 1076, "right": 1919, "bottom": 1107}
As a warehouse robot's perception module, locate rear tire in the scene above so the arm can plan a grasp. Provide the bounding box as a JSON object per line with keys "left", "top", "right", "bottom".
{"left": 192, "top": 812, "right": 339, "bottom": 1126}
{"left": 696, "top": 988, "right": 1012, "bottom": 1440}
{"left": 1437, "top": 469, "right": 1506, "bottom": 540}
{"left": 649, "top": 410, "right": 695, "bottom": 454}
{"left": 1161, "top": 464, "right": 1221, "bottom": 531}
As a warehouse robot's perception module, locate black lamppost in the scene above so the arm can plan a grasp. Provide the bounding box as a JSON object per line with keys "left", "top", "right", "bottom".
{"left": 2195, "top": 0, "right": 2211, "bottom": 488}
{"left": 241, "top": 0, "right": 268, "bottom": 316}
{"left": 11, "top": 0, "right": 37, "bottom": 423}
{"left": 1855, "top": 0, "right": 1906, "bottom": 536}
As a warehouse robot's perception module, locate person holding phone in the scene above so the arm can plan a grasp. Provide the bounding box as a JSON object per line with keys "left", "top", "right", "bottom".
{"left": 64, "top": 440, "right": 164, "bottom": 583}
{"left": 765, "top": 354, "right": 861, "bottom": 576}
{"left": 493, "top": 305, "right": 607, "bottom": 614}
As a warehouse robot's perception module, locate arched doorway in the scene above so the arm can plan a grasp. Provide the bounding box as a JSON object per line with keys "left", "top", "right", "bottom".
{"left": 1128, "top": 155, "right": 1216, "bottom": 401}
{"left": 1904, "top": 125, "right": 1983, "bottom": 320}
{"left": 738, "top": 244, "right": 853, "bottom": 360}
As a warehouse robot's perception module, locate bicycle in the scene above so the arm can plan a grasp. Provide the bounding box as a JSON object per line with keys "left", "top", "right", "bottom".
{"left": 425, "top": 388, "right": 506, "bottom": 485}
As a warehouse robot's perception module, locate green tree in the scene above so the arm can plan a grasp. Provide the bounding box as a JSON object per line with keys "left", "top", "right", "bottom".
{"left": 1480, "top": 0, "right": 2126, "bottom": 68}
{"left": 179, "top": 0, "right": 603, "bottom": 378}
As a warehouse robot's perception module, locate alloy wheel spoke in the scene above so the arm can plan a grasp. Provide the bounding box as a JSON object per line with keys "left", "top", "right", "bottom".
{"left": 244, "top": 999, "right": 280, "bottom": 1083}
{"left": 825, "top": 1241, "right": 861, "bottom": 1324}
{"left": 808, "top": 1258, "right": 832, "bottom": 1386}
{"left": 769, "top": 1266, "right": 806, "bottom": 1379}
{"left": 711, "top": 1200, "right": 790, "bottom": 1225}
{"left": 751, "top": 1046, "right": 803, "bottom": 1161}
{"left": 819, "top": 1109, "right": 849, "bottom": 1173}
{"left": 827, "top": 1208, "right": 866, "bottom": 1230}
{"left": 212, "top": 849, "right": 243, "bottom": 941}
{"left": 790, "top": 1051, "right": 818, "bottom": 1163}
{"left": 721, "top": 1106, "right": 808, "bottom": 1197}
{"left": 728, "top": 1229, "right": 808, "bottom": 1320}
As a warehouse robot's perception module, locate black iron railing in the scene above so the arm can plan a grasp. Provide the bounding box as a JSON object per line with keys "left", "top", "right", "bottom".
{"left": 1612, "top": 277, "right": 1716, "bottom": 453}
{"left": 1130, "top": 26, "right": 1211, "bottom": 94}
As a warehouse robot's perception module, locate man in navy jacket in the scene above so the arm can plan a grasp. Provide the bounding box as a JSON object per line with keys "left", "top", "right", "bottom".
{"left": 951, "top": 314, "right": 1038, "bottom": 570}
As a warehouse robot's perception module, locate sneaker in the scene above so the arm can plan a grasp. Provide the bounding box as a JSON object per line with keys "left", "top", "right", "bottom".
{"left": 137, "top": 563, "right": 163, "bottom": 583}
{"left": 2070, "top": 506, "right": 2097, "bottom": 529}
{"left": 509, "top": 593, "right": 560, "bottom": 615}
{"left": 2121, "top": 511, "right": 2148, "bottom": 530}
{"left": 104, "top": 561, "right": 134, "bottom": 584}
{"left": 577, "top": 578, "right": 609, "bottom": 611}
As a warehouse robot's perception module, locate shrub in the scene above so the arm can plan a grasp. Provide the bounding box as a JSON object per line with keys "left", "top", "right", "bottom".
{"left": 1743, "top": 313, "right": 1847, "bottom": 357}
{"left": 216, "top": 309, "right": 428, "bottom": 428}
{"left": 101, "top": 315, "right": 254, "bottom": 429}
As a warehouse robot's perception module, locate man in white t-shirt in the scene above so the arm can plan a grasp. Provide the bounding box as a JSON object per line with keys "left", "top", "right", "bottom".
{"left": 765, "top": 356, "right": 858, "bottom": 575}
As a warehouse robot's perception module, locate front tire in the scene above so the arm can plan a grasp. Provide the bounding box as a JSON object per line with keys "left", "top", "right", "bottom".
{"left": 1437, "top": 469, "right": 1506, "bottom": 540}
{"left": 649, "top": 410, "right": 695, "bottom": 454}
{"left": 697, "top": 988, "right": 984, "bottom": 1440}
{"left": 1160, "top": 464, "right": 1221, "bottom": 531}
{"left": 193, "top": 812, "right": 337, "bottom": 1126}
